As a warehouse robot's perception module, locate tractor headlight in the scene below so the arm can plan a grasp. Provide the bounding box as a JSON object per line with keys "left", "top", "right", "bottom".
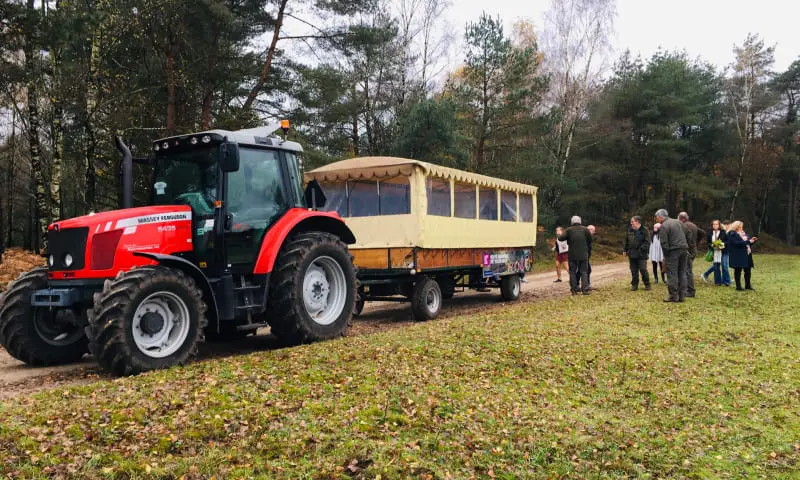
{"left": 63, "top": 253, "right": 73, "bottom": 268}
{"left": 48, "top": 255, "right": 54, "bottom": 267}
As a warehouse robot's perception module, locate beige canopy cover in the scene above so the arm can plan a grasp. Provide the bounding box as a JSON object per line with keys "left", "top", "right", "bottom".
{"left": 305, "top": 156, "right": 538, "bottom": 195}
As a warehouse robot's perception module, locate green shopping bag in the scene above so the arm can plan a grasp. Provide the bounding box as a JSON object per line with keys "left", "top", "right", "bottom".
{"left": 704, "top": 248, "right": 713, "bottom": 262}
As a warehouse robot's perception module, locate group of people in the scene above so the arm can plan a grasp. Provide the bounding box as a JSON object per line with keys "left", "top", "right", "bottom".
{"left": 554, "top": 210, "right": 758, "bottom": 302}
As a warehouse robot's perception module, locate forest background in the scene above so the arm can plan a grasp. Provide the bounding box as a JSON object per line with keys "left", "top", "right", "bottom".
{"left": 0, "top": 0, "right": 798, "bottom": 256}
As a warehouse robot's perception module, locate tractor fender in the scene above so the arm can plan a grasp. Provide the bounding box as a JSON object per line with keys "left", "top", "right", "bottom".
{"left": 131, "top": 252, "right": 219, "bottom": 326}
{"left": 253, "top": 208, "right": 355, "bottom": 275}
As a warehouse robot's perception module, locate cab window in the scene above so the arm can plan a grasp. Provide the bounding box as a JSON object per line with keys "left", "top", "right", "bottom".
{"left": 225, "top": 148, "right": 288, "bottom": 267}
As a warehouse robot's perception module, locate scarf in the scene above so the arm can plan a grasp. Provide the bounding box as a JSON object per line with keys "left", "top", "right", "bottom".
{"left": 739, "top": 230, "right": 751, "bottom": 255}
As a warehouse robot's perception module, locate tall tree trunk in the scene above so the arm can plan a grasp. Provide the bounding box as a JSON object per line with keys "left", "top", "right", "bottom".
{"left": 84, "top": 25, "right": 101, "bottom": 212}
{"left": 351, "top": 86, "right": 359, "bottom": 157}
{"left": 756, "top": 189, "right": 769, "bottom": 235}
{"left": 201, "top": 91, "right": 213, "bottom": 130}
{"left": 50, "top": 42, "right": 64, "bottom": 222}
{"left": 243, "top": 0, "right": 289, "bottom": 110}
{"left": 7, "top": 110, "right": 17, "bottom": 247}
{"left": 25, "top": 0, "right": 48, "bottom": 253}
{"left": 166, "top": 46, "right": 177, "bottom": 135}
{"left": 728, "top": 147, "right": 747, "bottom": 220}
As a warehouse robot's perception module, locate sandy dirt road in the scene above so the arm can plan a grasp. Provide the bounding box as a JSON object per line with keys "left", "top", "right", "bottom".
{"left": 0, "top": 262, "right": 630, "bottom": 400}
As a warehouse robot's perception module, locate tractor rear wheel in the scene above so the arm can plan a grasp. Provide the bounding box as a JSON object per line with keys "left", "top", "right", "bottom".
{"left": 0, "top": 268, "right": 88, "bottom": 366}
{"left": 88, "top": 266, "right": 207, "bottom": 376}
{"left": 268, "top": 233, "right": 357, "bottom": 345}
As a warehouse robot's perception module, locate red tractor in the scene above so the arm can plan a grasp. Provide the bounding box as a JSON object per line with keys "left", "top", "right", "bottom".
{"left": 0, "top": 123, "right": 358, "bottom": 376}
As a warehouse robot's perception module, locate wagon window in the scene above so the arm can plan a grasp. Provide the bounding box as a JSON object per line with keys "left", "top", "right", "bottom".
{"left": 320, "top": 182, "right": 348, "bottom": 217}
{"left": 349, "top": 181, "right": 379, "bottom": 217}
{"left": 519, "top": 194, "right": 534, "bottom": 222}
{"left": 426, "top": 177, "right": 451, "bottom": 217}
{"left": 479, "top": 187, "right": 497, "bottom": 221}
{"left": 379, "top": 176, "right": 411, "bottom": 215}
{"left": 501, "top": 190, "right": 517, "bottom": 222}
{"left": 454, "top": 183, "right": 476, "bottom": 219}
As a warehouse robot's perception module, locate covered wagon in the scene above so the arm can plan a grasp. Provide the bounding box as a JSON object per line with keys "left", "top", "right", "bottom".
{"left": 304, "top": 157, "right": 538, "bottom": 319}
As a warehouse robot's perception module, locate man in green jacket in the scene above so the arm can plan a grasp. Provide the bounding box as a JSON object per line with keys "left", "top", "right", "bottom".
{"left": 558, "top": 216, "right": 592, "bottom": 295}
{"left": 624, "top": 216, "right": 651, "bottom": 291}
{"left": 655, "top": 209, "right": 688, "bottom": 302}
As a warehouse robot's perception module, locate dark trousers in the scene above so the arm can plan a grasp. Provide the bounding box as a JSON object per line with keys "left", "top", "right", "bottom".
{"left": 569, "top": 259, "right": 589, "bottom": 293}
{"left": 587, "top": 259, "right": 592, "bottom": 287}
{"left": 629, "top": 257, "right": 650, "bottom": 288}
{"left": 686, "top": 256, "right": 696, "bottom": 296}
{"left": 664, "top": 249, "right": 688, "bottom": 301}
{"left": 734, "top": 267, "right": 752, "bottom": 289}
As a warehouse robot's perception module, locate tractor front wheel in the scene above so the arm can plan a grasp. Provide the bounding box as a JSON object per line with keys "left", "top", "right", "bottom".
{"left": 268, "top": 233, "right": 357, "bottom": 345}
{"left": 88, "top": 266, "right": 207, "bottom": 376}
{"left": 0, "top": 268, "right": 88, "bottom": 366}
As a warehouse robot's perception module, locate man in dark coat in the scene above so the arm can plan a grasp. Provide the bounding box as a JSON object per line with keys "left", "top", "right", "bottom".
{"left": 624, "top": 216, "right": 651, "bottom": 291}
{"left": 655, "top": 209, "right": 688, "bottom": 302}
{"left": 558, "top": 215, "right": 592, "bottom": 295}
{"left": 678, "top": 212, "right": 706, "bottom": 298}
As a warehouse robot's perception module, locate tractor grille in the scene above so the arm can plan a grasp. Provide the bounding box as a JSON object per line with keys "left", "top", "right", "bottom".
{"left": 47, "top": 227, "right": 89, "bottom": 270}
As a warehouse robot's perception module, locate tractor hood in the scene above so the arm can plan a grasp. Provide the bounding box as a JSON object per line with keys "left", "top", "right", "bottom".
{"left": 47, "top": 206, "right": 195, "bottom": 279}
{"left": 52, "top": 205, "right": 193, "bottom": 232}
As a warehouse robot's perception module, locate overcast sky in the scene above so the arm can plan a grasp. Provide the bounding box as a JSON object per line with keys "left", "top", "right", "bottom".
{"left": 445, "top": 0, "right": 799, "bottom": 73}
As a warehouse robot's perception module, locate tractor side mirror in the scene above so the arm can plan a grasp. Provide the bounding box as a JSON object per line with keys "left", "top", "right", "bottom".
{"left": 304, "top": 180, "right": 326, "bottom": 210}
{"left": 219, "top": 142, "right": 240, "bottom": 172}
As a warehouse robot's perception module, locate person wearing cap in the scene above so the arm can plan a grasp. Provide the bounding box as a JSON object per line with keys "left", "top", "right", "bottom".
{"left": 655, "top": 209, "right": 688, "bottom": 302}
{"left": 557, "top": 216, "right": 592, "bottom": 295}
{"left": 649, "top": 222, "right": 665, "bottom": 284}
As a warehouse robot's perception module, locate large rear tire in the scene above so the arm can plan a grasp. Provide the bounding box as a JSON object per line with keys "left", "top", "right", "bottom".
{"left": 0, "top": 268, "right": 88, "bottom": 366}
{"left": 88, "top": 266, "right": 207, "bottom": 376}
{"left": 268, "top": 232, "right": 357, "bottom": 346}
{"left": 411, "top": 277, "right": 442, "bottom": 321}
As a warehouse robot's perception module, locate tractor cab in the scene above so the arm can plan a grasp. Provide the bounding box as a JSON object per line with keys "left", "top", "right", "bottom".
{"left": 147, "top": 124, "right": 306, "bottom": 274}
{"left": 0, "top": 124, "right": 357, "bottom": 377}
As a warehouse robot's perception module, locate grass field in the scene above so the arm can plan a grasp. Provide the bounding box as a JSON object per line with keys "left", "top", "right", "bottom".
{"left": 1, "top": 256, "right": 799, "bottom": 479}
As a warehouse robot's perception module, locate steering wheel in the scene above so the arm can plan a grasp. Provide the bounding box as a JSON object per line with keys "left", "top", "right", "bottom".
{"left": 173, "top": 192, "right": 213, "bottom": 215}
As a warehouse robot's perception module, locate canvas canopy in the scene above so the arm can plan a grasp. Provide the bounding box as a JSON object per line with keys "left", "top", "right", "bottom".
{"left": 305, "top": 157, "right": 538, "bottom": 196}
{"left": 303, "top": 156, "right": 538, "bottom": 250}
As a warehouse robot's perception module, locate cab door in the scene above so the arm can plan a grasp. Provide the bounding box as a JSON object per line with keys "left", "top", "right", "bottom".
{"left": 224, "top": 147, "right": 291, "bottom": 272}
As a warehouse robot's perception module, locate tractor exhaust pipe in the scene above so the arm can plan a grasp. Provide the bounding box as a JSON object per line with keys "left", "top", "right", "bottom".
{"left": 115, "top": 136, "right": 133, "bottom": 209}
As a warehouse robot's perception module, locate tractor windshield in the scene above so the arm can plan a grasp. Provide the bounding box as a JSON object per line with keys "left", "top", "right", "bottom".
{"left": 152, "top": 147, "right": 218, "bottom": 217}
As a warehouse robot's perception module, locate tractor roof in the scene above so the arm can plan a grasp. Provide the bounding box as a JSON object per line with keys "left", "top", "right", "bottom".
{"left": 154, "top": 123, "right": 303, "bottom": 153}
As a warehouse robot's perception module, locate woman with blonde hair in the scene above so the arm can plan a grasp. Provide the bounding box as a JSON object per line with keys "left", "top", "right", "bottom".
{"left": 725, "top": 220, "right": 758, "bottom": 291}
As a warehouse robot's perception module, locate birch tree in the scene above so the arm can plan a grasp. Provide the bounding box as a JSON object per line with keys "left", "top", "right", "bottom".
{"left": 726, "top": 33, "right": 774, "bottom": 219}
{"left": 540, "top": 0, "right": 615, "bottom": 204}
